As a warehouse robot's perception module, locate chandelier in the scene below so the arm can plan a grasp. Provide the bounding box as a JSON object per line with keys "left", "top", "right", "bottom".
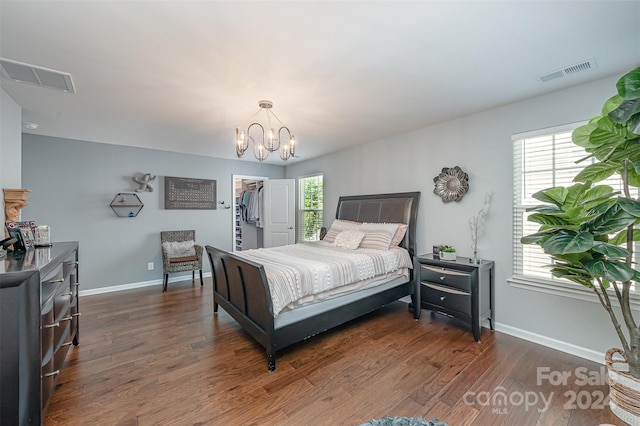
{"left": 235, "top": 100, "right": 296, "bottom": 162}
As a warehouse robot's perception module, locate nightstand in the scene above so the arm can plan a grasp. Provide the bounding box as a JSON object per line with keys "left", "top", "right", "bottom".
{"left": 416, "top": 253, "right": 494, "bottom": 342}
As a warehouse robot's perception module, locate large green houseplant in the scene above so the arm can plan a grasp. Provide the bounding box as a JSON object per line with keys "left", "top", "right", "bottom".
{"left": 521, "top": 66, "right": 640, "bottom": 380}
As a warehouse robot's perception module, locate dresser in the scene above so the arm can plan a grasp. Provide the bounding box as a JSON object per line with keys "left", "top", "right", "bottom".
{"left": 0, "top": 242, "right": 80, "bottom": 425}
{"left": 416, "top": 253, "right": 494, "bottom": 342}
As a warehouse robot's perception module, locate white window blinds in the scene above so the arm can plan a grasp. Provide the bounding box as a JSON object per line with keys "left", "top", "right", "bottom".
{"left": 512, "top": 123, "right": 640, "bottom": 286}
{"left": 298, "top": 174, "right": 323, "bottom": 242}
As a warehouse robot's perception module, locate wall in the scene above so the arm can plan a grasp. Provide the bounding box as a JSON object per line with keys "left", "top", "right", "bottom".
{"left": 21, "top": 135, "right": 285, "bottom": 292}
{"left": 0, "top": 87, "right": 23, "bottom": 222}
{"left": 285, "top": 74, "right": 634, "bottom": 361}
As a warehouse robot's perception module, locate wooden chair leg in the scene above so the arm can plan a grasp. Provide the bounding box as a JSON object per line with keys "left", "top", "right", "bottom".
{"left": 192, "top": 270, "right": 195, "bottom": 281}
{"left": 163, "top": 274, "right": 168, "bottom": 292}
{"left": 199, "top": 270, "right": 203, "bottom": 286}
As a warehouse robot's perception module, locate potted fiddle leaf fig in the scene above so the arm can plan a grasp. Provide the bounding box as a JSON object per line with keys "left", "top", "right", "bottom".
{"left": 521, "top": 66, "right": 640, "bottom": 423}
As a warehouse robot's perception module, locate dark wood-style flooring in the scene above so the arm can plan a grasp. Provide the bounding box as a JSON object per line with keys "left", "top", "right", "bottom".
{"left": 45, "top": 278, "right": 625, "bottom": 425}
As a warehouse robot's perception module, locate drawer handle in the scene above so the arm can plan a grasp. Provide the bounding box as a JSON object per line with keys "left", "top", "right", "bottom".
{"left": 72, "top": 312, "right": 81, "bottom": 317}
{"left": 49, "top": 278, "right": 65, "bottom": 283}
{"left": 43, "top": 370, "right": 60, "bottom": 378}
{"left": 61, "top": 292, "right": 73, "bottom": 297}
{"left": 60, "top": 316, "right": 72, "bottom": 322}
{"left": 72, "top": 283, "right": 80, "bottom": 287}
{"left": 61, "top": 342, "right": 73, "bottom": 347}
{"left": 439, "top": 276, "right": 445, "bottom": 280}
{"left": 440, "top": 296, "right": 446, "bottom": 301}
{"left": 43, "top": 322, "right": 60, "bottom": 329}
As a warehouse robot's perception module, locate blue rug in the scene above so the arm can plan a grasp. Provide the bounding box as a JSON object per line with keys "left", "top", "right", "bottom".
{"left": 360, "top": 415, "right": 447, "bottom": 426}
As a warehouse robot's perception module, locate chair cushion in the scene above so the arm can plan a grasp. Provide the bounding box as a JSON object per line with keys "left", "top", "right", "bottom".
{"left": 169, "top": 255, "right": 198, "bottom": 263}
{"left": 163, "top": 240, "right": 196, "bottom": 257}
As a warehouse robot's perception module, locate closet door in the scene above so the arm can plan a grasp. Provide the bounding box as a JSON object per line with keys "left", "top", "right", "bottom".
{"left": 262, "top": 179, "right": 295, "bottom": 247}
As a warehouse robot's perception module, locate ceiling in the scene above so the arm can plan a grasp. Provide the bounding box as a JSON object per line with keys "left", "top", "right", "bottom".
{"left": 1, "top": 1, "right": 639, "bottom": 164}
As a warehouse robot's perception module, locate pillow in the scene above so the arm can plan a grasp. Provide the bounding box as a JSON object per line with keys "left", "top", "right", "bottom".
{"left": 333, "top": 230, "right": 366, "bottom": 250}
{"left": 323, "top": 219, "right": 362, "bottom": 243}
{"left": 163, "top": 240, "right": 196, "bottom": 258}
{"left": 358, "top": 223, "right": 399, "bottom": 251}
{"left": 390, "top": 224, "right": 409, "bottom": 248}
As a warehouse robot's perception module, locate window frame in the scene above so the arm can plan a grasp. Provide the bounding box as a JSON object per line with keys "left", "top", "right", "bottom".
{"left": 510, "top": 122, "right": 640, "bottom": 309}
{"left": 297, "top": 173, "right": 323, "bottom": 243}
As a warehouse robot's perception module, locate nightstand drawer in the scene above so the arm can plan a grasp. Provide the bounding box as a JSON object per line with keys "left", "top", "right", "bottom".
{"left": 424, "top": 283, "right": 471, "bottom": 315}
{"left": 421, "top": 265, "right": 472, "bottom": 292}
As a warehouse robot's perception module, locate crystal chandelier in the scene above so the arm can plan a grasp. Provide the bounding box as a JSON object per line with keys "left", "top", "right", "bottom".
{"left": 235, "top": 100, "right": 296, "bottom": 162}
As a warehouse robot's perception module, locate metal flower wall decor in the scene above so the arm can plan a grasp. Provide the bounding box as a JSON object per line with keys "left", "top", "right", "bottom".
{"left": 433, "top": 166, "right": 469, "bottom": 202}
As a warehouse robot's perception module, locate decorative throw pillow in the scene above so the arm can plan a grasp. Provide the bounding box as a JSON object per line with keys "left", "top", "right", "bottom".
{"left": 358, "top": 223, "right": 399, "bottom": 251}
{"left": 390, "top": 223, "right": 409, "bottom": 248}
{"left": 323, "top": 219, "right": 362, "bottom": 243}
{"left": 162, "top": 240, "right": 196, "bottom": 258}
{"left": 333, "top": 230, "right": 366, "bottom": 250}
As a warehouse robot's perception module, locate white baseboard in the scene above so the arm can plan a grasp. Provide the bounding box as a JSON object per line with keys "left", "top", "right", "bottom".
{"left": 494, "top": 322, "right": 605, "bottom": 365}
{"left": 78, "top": 272, "right": 212, "bottom": 296}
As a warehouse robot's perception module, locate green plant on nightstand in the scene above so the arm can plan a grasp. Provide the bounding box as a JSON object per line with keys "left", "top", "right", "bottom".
{"left": 439, "top": 245, "right": 456, "bottom": 261}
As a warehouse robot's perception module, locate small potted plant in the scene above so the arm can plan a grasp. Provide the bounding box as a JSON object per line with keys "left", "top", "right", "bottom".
{"left": 439, "top": 245, "right": 456, "bottom": 261}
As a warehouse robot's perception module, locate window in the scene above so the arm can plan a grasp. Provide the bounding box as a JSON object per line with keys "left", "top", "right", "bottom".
{"left": 513, "top": 123, "right": 639, "bottom": 288}
{"left": 298, "top": 174, "right": 323, "bottom": 242}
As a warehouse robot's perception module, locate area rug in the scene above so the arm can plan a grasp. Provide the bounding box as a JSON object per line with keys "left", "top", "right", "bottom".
{"left": 360, "top": 415, "right": 448, "bottom": 426}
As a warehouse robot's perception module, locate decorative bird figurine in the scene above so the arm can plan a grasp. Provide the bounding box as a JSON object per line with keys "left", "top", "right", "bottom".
{"left": 133, "top": 173, "right": 156, "bottom": 192}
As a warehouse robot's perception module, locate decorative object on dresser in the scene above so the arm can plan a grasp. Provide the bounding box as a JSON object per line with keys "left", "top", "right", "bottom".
{"left": 3, "top": 188, "right": 30, "bottom": 238}
{"left": 160, "top": 230, "right": 203, "bottom": 292}
{"left": 0, "top": 242, "right": 80, "bottom": 425}
{"left": 469, "top": 192, "right": 492, "bottom": 264}
{"left": 110, "top": 192, "right": 144, "bottom": 217}
{"left": 132, "top": 172, "right": 156, "bottom": 192}
{"left": 206, "top": 191, "right": 421, "bottom": 371}
{"left": 438, "top": 245, "right": 456, "bottom": 261}
{"left": 416, "top": 253, "right": 494, "bottom": 342}
{"left": 433, "top": 166, "right": 469, "bottom": 202}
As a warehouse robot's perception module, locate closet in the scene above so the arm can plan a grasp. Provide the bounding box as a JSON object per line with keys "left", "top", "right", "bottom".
{"left": 234, "top": 176, "right": 266, "bottom": 251}
{"left": 232, "top": 175, "right": 296, "bottom": 251}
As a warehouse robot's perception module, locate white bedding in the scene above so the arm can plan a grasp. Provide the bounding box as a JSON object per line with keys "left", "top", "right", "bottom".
{"left": 235, "top": 241, "right": 412, "bottom": 316}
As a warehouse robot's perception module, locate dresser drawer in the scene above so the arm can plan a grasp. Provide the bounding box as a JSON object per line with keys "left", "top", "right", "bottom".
{"left": 423, "top": 283, "right": 471, "bottom": 316}
{"left": 421, "top": 265, "right": 472, "bottom": 292}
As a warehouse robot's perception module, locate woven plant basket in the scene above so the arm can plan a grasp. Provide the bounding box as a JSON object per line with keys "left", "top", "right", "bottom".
{"left": 607, "top": 348, "right": 640, "bottom": 426}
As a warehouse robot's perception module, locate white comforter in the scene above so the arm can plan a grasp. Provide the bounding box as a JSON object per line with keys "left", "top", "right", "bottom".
{"left": 235, "top": 241, "right": 412, "bottom": 316}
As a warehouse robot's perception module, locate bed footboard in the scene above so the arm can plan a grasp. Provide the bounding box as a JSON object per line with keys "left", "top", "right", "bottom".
{"left": 205, "top": 245, "right": 277, "bottom": 369}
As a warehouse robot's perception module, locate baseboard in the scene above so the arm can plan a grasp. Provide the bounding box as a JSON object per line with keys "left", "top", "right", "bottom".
{"left": 78, "top": 272, "right": 212, "bottom": 296}
{"left": 495, "top": 322, "right": 605, "bottom": 365}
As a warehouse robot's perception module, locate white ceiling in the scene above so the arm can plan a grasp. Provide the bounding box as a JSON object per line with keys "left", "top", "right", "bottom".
{"left": 1, "top": 1, "right": 639, "bottom": 164}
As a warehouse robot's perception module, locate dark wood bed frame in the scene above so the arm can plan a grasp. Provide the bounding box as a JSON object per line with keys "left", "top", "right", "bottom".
{"left": 205, "top": 191, "right": 421, "bottom": 371}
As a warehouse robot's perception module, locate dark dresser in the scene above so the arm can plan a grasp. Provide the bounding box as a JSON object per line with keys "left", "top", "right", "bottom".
{"left": 0, "top": 242, "right": 80, "bottom": 425}
{"left": 416, "top": 253, "right": 494, "bottom": 342}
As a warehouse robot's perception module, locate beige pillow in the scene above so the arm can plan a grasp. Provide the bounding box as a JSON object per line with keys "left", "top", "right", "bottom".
{"left": 333, "top": 230, "right": 366, "bottom": 250}
{"left": 358, "top": 223, "right": 399, "bottom": 251}
{"left": 323, "top": 219, "right": 362, "bottom": 243}
{"left": 163, "top": 240, "right": 195, "bottom": 257}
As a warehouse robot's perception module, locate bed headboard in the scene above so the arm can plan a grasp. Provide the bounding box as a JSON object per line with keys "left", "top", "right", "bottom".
{"left": 335, "top": 192, "right": 421, "bottom": 257}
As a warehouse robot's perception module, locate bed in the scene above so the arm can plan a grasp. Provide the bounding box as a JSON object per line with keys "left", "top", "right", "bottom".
{"left": 205, "top": 191, "right": 421, "bottom": 371}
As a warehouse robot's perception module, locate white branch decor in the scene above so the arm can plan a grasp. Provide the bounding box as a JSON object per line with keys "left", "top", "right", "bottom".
{"left": 469, "top": 192, "right": 492, "bottom": 263}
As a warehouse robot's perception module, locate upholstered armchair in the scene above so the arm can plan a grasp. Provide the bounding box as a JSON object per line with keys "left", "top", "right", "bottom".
{"left": 160, "top": 230, "right": 203, "bottom": 292}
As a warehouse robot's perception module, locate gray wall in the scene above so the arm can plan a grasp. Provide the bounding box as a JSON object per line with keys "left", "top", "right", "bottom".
{"left": 21, "top": 135, "right": 284, "bottom": 291}
{"left": 285, "top": 74, "right": 636, "bottom": 359}
{"left": 1, "top": 87, "right": 23, "bottom": 222}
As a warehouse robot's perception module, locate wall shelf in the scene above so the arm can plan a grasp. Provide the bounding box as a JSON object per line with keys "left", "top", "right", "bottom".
{"left": 110, "top": 193, "right": 143, "bottom": 217}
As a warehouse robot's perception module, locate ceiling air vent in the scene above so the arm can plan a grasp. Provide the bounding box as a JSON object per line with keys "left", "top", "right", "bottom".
{"left": 0, "top": 58, "right": 75, "bottom": 93}
{"left": 539, "top": 58, "right": 597, "bottom": 83}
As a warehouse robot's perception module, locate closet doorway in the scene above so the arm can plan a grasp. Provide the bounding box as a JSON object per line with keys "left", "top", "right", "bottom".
{"left": 232, "top": 175, "right": 295, "bottom": 251}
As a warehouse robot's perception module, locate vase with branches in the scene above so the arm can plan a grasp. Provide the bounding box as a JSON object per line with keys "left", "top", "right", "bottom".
{"left": 469, "top": 192, "right": 492, "bottom": 263}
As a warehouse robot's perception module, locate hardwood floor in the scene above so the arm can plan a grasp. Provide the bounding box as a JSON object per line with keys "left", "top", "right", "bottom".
{"left": 46, "top": 278, "right": 625, "bottom": 426}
